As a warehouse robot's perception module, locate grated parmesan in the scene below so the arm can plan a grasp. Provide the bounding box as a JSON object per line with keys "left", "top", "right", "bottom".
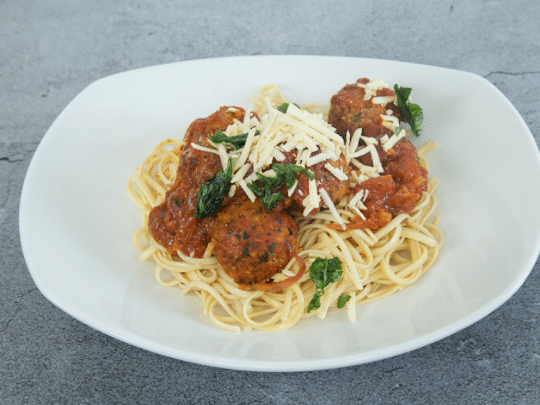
{"left": 197, "top": 91, "right": 392, "bottom": 219}
{"left": 319, "top": 188, "right": 345, "bottom": 228}
{"left": 382, "top": 128, "right": 407, "bottom": 152}
{"left": 238, "top": 179, "right": 256, "bottom": 202}
{"left": 324, "top": 163, "right": 348, "bottom": 181}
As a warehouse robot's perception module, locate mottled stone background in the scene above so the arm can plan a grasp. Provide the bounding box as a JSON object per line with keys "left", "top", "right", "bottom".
{"left": 1, "top": 1, "right": 539, "bottom": 403}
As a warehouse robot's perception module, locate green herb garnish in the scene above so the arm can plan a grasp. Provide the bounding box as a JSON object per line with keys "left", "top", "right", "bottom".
{"left": 337, "top": 294, "right": 351, "bottom": 309}
{"left": 194, "top": 158, "right": 233, "bottom": 218}
{"left": 307, "top": 257, "right": 343, "bottom": 313}
{"left": 277, "top": 103, "right": 289, "bottom": 113}
{"left": 277, "top": 103, "right": 300, "bottom": 113}
{"left": 248, "top": 178, "right": 285, "bottom": 212}
{"left": 394, "top": 84, "right": 423, "bottom": 137}
{"left": 209, "top": 130, "right": 260, "bottom": 150}
{"left": 272, "top": 163, "right": 314, "bottom": 188}
{"left": 247, "top": 163, "right": 315, "bottom": 212}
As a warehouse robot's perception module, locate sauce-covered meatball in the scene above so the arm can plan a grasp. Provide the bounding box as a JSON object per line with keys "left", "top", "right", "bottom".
{"left": 328, "top": 78, "right": 402, "bottom": 140}
{"left": 327, "top": 78, "right": 428, "bottom": 231}
{"left": 148, "top": 106, "right": 245, "bottom": 257}
{"left": 209, "top": 198, "right": 299, "bottom": 285}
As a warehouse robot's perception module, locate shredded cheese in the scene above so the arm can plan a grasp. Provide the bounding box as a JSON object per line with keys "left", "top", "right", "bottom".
{"left": 238, "top": 179, "right": 256, "bottom": 202}
{"left": 234, "top": 126, "right": 259, "bottom": 170}
{"left": 382, "top": 128, "right": 407, "bottom": 152}
{"left": 350, "top": 159, "right": 380, "bottom": 178}
{"left": 307, "top": 152, "right": 332, "bottom": 167}
{"left": 199, "top": 91, "right": 393, "bottom": 219}
{"left": 190, "top": 143, "right": 220, "bottom": 155}
{"left": 231, "top": 163, "right": 251, "bottom": 183}
{"left": 324, "top": 163, "right": 348, "bottom": 181}
{"left": 319, "top": 188, "right": 345, "bottom": 228}
{"left": 349, "top": 189, "right": 366, "bottom": 208}
{"left": 217, "top": 143, "right": 229, "bottom": 170}
{"left": 228, "top": 184, "right": 237, "bottom": 198}
{"left": 372, "top": 95, "right": 395, "bottom": 105}
{"left": 350, "top": 128, "right": 363, "bottom": 152}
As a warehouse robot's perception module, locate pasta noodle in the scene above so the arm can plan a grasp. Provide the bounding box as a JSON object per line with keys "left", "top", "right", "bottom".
{"left": 127, "top": 84, "right": 444, "bottom": 332}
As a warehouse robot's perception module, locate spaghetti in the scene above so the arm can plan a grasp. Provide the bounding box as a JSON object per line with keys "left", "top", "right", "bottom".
{"left": 127, "top": 82, "right": 444, "bottom": 332}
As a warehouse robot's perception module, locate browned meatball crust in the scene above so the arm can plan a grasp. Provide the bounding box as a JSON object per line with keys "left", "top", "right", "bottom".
{"left": 209, "top": 199, "right": 299, "bottom": 285}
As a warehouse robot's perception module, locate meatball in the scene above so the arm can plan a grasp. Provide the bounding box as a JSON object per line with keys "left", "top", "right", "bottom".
{"left": 273, "top": 150, "right": 352, "bottom": 215}
{"left": 327, "top": 79, "right": 429, "bottom": 231}
{"left": 384, "top": 139, "right": 428, "bottom": 201}
{"left": 209, "top": 198, "right": 299, "bottom": 285}
{"left": 328, "top": 78, "right": 402, "bottom": 140}
{"left": 172, "top": 106, "right": 245, "bottom": 191}
{"left": 148, "top": 106, "right": 245, "bottom": 257}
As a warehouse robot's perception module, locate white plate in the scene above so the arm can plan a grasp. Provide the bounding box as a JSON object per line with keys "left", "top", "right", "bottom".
{"left": 20, "top": 56, "right": 540, "bottom": 372}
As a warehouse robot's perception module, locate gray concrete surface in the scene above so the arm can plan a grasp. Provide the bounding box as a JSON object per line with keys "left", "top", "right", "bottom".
{"left": 2, "top": 0, "right": 540, "bottom": 403}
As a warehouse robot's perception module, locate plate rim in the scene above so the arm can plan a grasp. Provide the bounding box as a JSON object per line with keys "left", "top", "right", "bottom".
{"left": 19, "top": 55, "right": 540, "bottom": 372}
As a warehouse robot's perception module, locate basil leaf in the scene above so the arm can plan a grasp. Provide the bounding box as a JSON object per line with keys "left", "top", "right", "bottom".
{"left": 209, "top": 130, "right": 259, "bottom": 150}
{"left": 272, "top": 163, "right": 315, "bottom": 188}
{"left": 394, "top": 84, "right": 423, "bottom": 137}
{"left": 308, "top": 291, "right": 323, "bottom": 313}
{"left": 408, "top": 104, "right": 423, "bottom": 134}
{"left": 194, "top": 158, "right": 233, "bottom": 218}
{"left": 247, "top": 163, "right": 314, "bottom": 212}
{"left": 309, "top": 257, "right": 343, "bottom": 290}
{"left": 307, "top": 257, "right": 343, "bottom": 313}
{"left": 260, "top": 192, "right": 284, "bottom": 212}
{"left": 247, "top": 179, "right": 284, "bottom": 211}
{"left": 277, "top": 103, "right": 300, "bottom": 113}
{"left": 277, "top": 103, "right": 289, "bottom": 113}
{"left": 337, "top": 294, "right": 351, "bottom": 308}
